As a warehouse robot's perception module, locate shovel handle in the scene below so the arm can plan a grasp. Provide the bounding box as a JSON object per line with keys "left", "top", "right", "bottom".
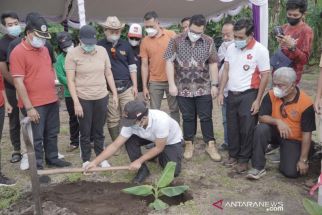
{"left": 37, "top": 166, "right": 130, "bottom": 175}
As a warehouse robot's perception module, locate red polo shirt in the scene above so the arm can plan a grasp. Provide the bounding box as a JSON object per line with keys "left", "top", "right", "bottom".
{"left": 10, "top": 39, "right": 57, "bottom": 108}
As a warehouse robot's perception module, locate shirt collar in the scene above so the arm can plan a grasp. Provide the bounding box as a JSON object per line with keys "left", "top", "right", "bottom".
{"left": 245, "top": 38, "right": 256, "bottom": 50}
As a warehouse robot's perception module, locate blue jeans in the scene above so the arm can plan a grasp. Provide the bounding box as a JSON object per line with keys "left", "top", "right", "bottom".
{"left": 221, "top": 97, "right": 228, "bottom": 145}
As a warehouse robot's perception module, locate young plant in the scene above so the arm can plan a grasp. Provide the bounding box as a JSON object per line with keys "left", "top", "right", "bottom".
{"left": 303, "top": 198, "right": 322, "bottom": 215}
{"left": 122, "top": 161, "right": 189, "bottom": 211}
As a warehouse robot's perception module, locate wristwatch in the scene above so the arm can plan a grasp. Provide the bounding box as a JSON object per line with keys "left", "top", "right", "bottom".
{"left": 300, "top": 158, "right": 308, "bottom": 164}
{"left": 211, "top": 81, "right": 219, "bottom": 88}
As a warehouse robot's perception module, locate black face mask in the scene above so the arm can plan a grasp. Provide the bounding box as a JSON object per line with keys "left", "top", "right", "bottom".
{"left": 287, "top": 16, "right": 301, "bottom": 26}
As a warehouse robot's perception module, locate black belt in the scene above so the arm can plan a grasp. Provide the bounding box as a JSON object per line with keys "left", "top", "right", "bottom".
{"left": 228, "top": 89, "right": 258, "bottom": 96}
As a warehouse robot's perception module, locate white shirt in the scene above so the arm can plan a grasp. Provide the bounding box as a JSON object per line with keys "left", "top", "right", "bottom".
{"left": 225, "top": 39, "right": 270, "bottom": 92}
{"left": 120, "top": 109, "right": 183, "bottom": 145}
{"left": 218, "top": 41, "right": 234, "bottom": 97}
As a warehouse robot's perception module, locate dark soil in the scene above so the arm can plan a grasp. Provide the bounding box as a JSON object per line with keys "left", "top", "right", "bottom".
{"left": 4, "top": 181, "right": 193, "bottom": 215}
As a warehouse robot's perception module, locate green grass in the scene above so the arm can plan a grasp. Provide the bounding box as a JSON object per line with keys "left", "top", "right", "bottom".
{"left": 0, "top": 186, "right": 21, "bottom": 209}
{"left": 64, "top": 173, "right": 82, "bottom": 183}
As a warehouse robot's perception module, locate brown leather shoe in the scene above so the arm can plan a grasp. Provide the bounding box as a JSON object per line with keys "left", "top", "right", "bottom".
{"left": 183, "top": 141, "right": 194, "bottom": 160}
{"left": 223, "top": 157, "right": 237, "bottom": 167}
{"left": 206, "top": 141, "right": 222, "bottom": 161}
{"left": 234, "top": 162, "right": 249, "bottom": 174}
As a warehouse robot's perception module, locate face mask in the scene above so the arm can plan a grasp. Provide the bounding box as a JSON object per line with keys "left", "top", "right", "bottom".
{"left": 7, "top": 25, "right": 21, "bottom": 37}
{"left": 235, "top": 39, "right": 247, "bottom": 49}
{"left": 128, "top": 39, "right": 140, "bottom": 47}
{"left": 106, "top": 35, "right": 120, "bottom": 43}
{"left": 188, "top": 31, "right": 201, "bottom": 42}
{"left": 29, "top": 35, "right": 46, "bottom": 48}
{"left": 273, "top": 87, "right": 286, "bottom": 98}
{"left": 287, "top": 17, "right": 301, "bottom": 26}
{"left": 145, "top": 28, "right": 158, "bottom": 37}
{"left": 81, "top": 44, "right": 95, "bottom": 53}
{"left": 63, "top": 44, "right": 74, "bottom": 53}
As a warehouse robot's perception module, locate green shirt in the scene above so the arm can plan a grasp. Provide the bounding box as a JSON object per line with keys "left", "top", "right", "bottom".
{"left": 54, "top": 53, "right": 71, "bottom": 97}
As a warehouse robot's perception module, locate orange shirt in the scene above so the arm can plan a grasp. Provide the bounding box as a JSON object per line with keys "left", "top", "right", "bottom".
{"left": 10, "top": 39, "right": 57, "bottom": 108}
{"left": 140, "top": 29, "right": 176, "bottom": 82}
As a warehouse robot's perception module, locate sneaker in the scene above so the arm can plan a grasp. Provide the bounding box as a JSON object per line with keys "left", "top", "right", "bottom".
{"left": 183, "top": 141, "right": 194, "bottom": 160}
{"left": 20, "top": 154, "right": 29, "bottom": 170}
{"left": 47, "top": 159, "right": 71, "bottom": 167}
{"left": 99, "top": 160, "right": 111, "bottom": 168}
{"left": 223, "top": 157, "right": 237, "bottom": 167}
{"left": 58, "top": 153, "right": 65, "bottom": 159}
{"left": 206, "top": 141, "right": 222, "bottom": 161}
{"left": 267, "top": 152, "right": 280, "bottom": 164}
{"left": 265, "top": 144, "right": 279, "bottom": 155}
{"left": 82, "top": 161, "right": 90, "bottom": 168}
{"left": 0, "top": 174, "right": 16, "bottom": 186}
{"left": 246, "top": 168, "right": 266, "bottom": 180}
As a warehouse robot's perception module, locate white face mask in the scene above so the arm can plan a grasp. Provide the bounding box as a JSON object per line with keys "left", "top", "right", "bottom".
{"left": 107, "top": 35, "right": 120, "bottom": 43}
{"left": 128, "top": 39, "right": 140, "bottom": 47}
{"left": 188, "top": 31, "right": 201, "bottom": 42}
{"left": 273, "top": 87, "right": 286, "bottom": 98}
{"left": 7, "top": 25, "right": 21, "bottom": 37}
{"left": 28, "top": 35, "right": 46, "bottom": 48}
{"left": 145, "top": 28, "right": 158, "bottom": 37}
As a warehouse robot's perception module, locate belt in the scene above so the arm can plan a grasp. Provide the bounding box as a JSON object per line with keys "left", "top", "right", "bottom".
{"left": 228, "top": 89, "right": 258, "bottom": 96}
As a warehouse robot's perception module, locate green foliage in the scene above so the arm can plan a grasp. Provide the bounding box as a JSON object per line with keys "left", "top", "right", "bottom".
{"left": 0, "top": 187, "right": 21, "bottom": 209}
{"left": 303, "top": 198, "right": 322, "bottom": 215}
{"left": 122, "top": 162, "right": 189, "bottom": 211}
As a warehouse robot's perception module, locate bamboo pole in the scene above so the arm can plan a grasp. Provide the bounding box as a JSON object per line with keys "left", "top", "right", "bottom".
{"left": 37, "top": 166, "right": 130, "bottom": 175}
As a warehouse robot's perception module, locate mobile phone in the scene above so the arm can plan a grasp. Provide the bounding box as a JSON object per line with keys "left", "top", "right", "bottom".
{"left": 273, "top": 26, "right": 284, "bottom": 37}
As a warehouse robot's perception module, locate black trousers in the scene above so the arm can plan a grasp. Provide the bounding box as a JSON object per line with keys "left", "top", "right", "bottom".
{"left": 177, "top": 95, "right": 215, "bottom": 143}
{"left": 65, "top": 97, "right": 79, "bottom": 146}
{"left": 0, "top": 106, "right": 5, "bottom": 173}
{"left": 78, "top": 96, "right": 108, "bottom": 162}
{"left": 125, "top": 135, "right": 183, "bottom": 177}
{"left": 252, "top": 123, "right": 302, "bottom": 178}
{"left": 6, "top": 88, "right": 21, "bottom": 151}
{"left": 29, "top": 102, "right": 60, "bottom": 169}
{"left": 227, "top": 90, "right": 258, "bottom": 163}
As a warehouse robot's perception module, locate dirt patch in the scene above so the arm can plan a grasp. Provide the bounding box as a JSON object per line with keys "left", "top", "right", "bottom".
{"left": 4, "top": 181, "right": 193, "bottom": 215}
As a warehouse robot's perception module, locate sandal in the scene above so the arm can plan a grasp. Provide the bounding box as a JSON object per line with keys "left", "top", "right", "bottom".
{"left": 10, "top": 152, "right": 22, "bottom": 163}
{"left": 66, "top": 145, "right": 79, "bottom": 152}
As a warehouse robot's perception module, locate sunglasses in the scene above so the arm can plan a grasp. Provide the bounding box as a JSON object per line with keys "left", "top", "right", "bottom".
{"left": 129, "top": 37, "right": 140, "bottom": 41}
{"left": 111, "top": 47, "right": 116, "bottom": 59}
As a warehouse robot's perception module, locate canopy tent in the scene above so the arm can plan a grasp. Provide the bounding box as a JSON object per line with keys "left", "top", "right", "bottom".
{"left": 0, "top": 0, "right": 268, "bottom": 46}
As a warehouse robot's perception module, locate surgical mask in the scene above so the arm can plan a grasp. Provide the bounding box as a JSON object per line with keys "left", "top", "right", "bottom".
{"left": 29, "top": 35, "right": 46, "bottom": 48}
{"left": 106, "top": 35, "right": 120, "bottom": 43}
{"left": 188, "top": 31, "right": 201, "bottom": 42}
{"left": 287, "top": 17, "right": 301, "bottom": 26}
{"left": 7, "top": 25, "right": 21, "bottom": 37}
{"left": 81, "top": 44, "right": 95, "bottom": 53}
{"left": 145, "top": 28, "right": 158, "bottom": 37}
{"left": 128, "top": 39, "right": 140, "bottom": 47}
{"left": 273, "top": 87, "right": 286, "bottom": 98}
{"left": 63, "top": 44, "right": 74, "bottom": 53}
{"left": 235, "top": 39, "right": 247, "bottom": 49}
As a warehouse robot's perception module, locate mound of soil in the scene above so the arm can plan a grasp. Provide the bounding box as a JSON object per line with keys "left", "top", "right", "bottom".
{"left": 4, "top": 181, "right": 192, "bottom": 215}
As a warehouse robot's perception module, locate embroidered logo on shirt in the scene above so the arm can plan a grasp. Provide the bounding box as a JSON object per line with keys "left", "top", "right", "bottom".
{"left": 243, "top": 64, "right": 250, "bottom": 71}
{"left": 247, "top": 54, "right": 253, "bottom": 60}
{"left": 120, "top": 50, "right": 127, "bottom": 56}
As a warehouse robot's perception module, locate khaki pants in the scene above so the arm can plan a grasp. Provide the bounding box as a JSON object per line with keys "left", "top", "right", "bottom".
{"left": 149, "top": 81, "right": 180, "bottom": 123}
{"left": 107, "top": 87, "right": 134, "bottom": 128}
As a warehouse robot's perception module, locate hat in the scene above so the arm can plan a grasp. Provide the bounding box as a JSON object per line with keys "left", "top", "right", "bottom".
{"left": 79, "top": 25, "right": 97, "bottom": 45}
{"left": 26, "top": 15, "right": 51, "bottom": 39}
{"left": 99, "top": 16, "right": 125, "bottom": 30}
{"left": 121, "top": 100, "right": 148, "bottom": 127}
{"left": 57, "top": 32, "right": 73, "bottom": 49}
{"left": 128, "top": 23, "right": 142, "bottom": 38}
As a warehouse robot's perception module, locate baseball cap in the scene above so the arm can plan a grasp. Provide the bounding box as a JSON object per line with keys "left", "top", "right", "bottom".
{"left": 26, "top": 15, "right": 51, "bottom": 39}
{"left": 57, "top": 32, "right": 73, "bottom": 49}
{"left": 128, "top": 23, "right": 142, "bottom": 38}
{"left": 79, "top": 25, "right": 97, "bottom": 45}
{"left": 121, "top": 100, "right": 148, "bottom": 127}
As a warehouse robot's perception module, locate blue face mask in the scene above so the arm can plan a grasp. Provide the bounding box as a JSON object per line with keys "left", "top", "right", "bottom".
{"left": 7, "top": 25, "right": 21, "bottom": 37}
{"left": 81, "top": 44, "right": 95, "bottom": 53}
{"left": 29, "top": 35, "right": 46, "bottom": 48}
{"left": 235, "top": 39, "right": 247, "bottom": 49}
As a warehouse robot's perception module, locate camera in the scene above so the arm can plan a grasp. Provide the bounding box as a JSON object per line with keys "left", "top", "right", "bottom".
{"left": 273, "top": 26, "right": 284, "bottom": 37}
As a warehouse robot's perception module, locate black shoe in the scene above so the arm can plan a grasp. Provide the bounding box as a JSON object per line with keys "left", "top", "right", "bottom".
{"left": 47, "top": 159, "right": 71, "bottom": 167}
{"left": 219, "top": 143, "right": 228, "bottom": 151}
{"left": 132, "top": 166, "right": 150, "bottom": 184}
{"left": 0, "top": 174, "right": 16, "bottom": 186}
{"left": 10, "top": 152, "right": 22, "bottom": 163}
{"left": 39, "top": 175, "right": 51, "bottom": 184}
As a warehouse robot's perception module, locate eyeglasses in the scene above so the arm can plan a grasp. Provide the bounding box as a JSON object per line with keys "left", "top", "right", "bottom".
{"left": 111, "top": 47, "right": 116, "bottom": 59}
{"left": 279, "top": 103, "right": 288, "bottom": 118}
{"left": 129, "top": 37, "right": 140, "bottom": 41}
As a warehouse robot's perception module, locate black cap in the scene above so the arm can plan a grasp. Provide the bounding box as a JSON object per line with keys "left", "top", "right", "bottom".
{"left": 26, "top": 15, "right": 51, "bottom": 39}
{"left": 121, "top": 100, "right": 148, "bottom": 127}
{"left": 57, "top": 32, "right": 73, "bottom": 49}
{"left": 79, "top": 25, "right": 97, "bottom": 45}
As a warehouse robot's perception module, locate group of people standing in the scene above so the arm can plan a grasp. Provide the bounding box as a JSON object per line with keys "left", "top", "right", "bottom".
{"left": 0, "top": 0, "right": 320, "bottom": 186}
